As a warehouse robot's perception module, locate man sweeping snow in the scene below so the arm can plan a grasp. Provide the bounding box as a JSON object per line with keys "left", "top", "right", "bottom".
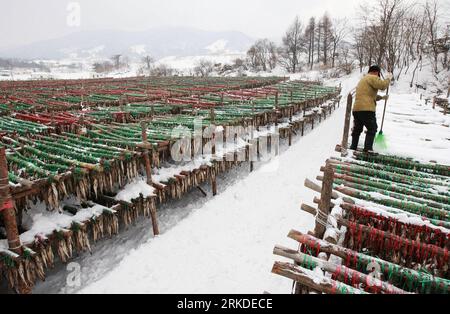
{"left": 350, "top": 65, "right": 392, "bottom": 152}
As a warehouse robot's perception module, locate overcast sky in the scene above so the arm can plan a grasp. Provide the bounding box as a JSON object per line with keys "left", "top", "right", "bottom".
{"left": 1, "top": 0, "right": 449, "bottom": 49}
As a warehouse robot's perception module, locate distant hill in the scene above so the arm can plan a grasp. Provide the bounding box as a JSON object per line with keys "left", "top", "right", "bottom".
{"left": 0, "top": 27, "right": 254, "bottom": 60}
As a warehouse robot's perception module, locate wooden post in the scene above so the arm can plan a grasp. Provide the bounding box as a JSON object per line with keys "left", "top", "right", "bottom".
{"left": 0, "top": 147, "right": 32, "bottom": 294}
{"left": 140, "top": 122, "right": 153, "bottom": 185}
{"left": 275, "top": 92, "right": 279, "bottom": 126}
{"left": 447, "top": 78, "right": 450, "bottom": 98}
{"left": 150, "top": 199, "right": 159, "bottom": 236}
{"left": 211, "top": 168, "right": 218, "bottom": 196}
{"left": 51, "top": 111, "right": 55, "bottom": 128}
{"left": 210, "top": 107, "right": 215, "bottom": 124}
{"left": 341, "top": 93, "right": 353, "bottom": 157}
{"left": 313, "top": 163, "right": 334, "bottom": 239}
{"left": 272, "top": 262, "right": 365, "bottom": 295}
{"left": 0, "top": 147, "right": 21, "bottom": 254}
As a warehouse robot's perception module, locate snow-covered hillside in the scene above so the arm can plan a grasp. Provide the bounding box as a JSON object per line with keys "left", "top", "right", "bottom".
{"left": 0, "top": 28, "right": 253, "bottom": 60}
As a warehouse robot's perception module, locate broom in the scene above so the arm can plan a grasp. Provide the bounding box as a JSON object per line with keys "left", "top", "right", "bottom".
{"left": 374, "top": 75, "right": 390, "bottom": 150}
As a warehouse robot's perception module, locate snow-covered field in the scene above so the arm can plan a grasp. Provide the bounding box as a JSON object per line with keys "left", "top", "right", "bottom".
{"left": 70, "top": 104, "right": 345, "bottom": 294}
{"left": 13, "top": 66, "right": 450, "bottom": 294}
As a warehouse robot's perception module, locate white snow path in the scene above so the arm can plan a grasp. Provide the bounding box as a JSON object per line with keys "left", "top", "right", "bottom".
{"left": 77, "top": 105, "right": 347, "bottom": 294}
{"left": 374, "top": 91, "right": 450, "bottom": 164}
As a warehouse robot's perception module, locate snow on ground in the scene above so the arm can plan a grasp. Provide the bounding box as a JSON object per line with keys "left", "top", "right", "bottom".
{"left": 12, "top": 65, "right": 448, "bottom": 294}
{"left": 30, "top": 83, "right": 347, "bottom": 294}
{"left": 372, "top": 90, "right": 450, "bottom": 164}
{"left": 72, "top": 103, "right": 346, "bottom": 294}
{"left": 77, "top": 69, "right": 448, "bottom": 294}
{"left": 115, "top": 179, "right": 156, "bottom": 203}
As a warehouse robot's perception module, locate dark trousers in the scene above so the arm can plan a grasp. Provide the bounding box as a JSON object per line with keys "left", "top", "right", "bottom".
{"left": 350, "top": 111, "right": 378, "bottom": 151}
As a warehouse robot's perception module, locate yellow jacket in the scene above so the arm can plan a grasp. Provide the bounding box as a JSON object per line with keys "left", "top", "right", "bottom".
{"left": 353, "top": 74, "right": 391, "bottom": 112}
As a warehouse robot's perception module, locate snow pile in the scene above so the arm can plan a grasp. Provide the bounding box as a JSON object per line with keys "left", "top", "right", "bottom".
{"left": 19, "top": 203, "right": 107, "bottom": 244}
{"left": 115, "top": 179, "right": 156, "bottom": 202}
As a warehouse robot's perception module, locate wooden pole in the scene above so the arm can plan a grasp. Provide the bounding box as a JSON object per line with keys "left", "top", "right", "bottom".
{"left": 210, "top": 107, "right": 215, "bottom": 124}
{"left": 274, "top": 245, "right": 408, "bottom": 294}
{"left": 341, "top": 93, "right": 353, "bottom": 157}
{"left": 149, "top": 198, "right": 159, "bottom": 236}
{"left": 0, "top": 147, "right": 32, "bottom": 294}
{"left": 211, "top": 168, "right": 218, "bottom": 196}
{"left": 197, "top": 186, "right": 208, "bottom": 197}
{"left": 140, "top": 122, "right": 153, "bottom": 185}
{"left": 447, "top": 80, "right": 450, "bottom": 98}
{"left": 301, "top": 203, "right": 317, "bottom": 216}
{"left": 274, "top": 92, "right": 279, "bottom": 126}
{"left": 304, "top": 178, "right": 339, "bottom": 199}
{"left": 0, "top": 147, "right": 21, "bottom": 254}
{"left": 314, "top": 163, "right": 334, "bottom": 238}
{"left": 288, "top": 230, "right": 450, "bottom": 293}
{"left": 272, "top": 262, "right": 366, "bottom": 294}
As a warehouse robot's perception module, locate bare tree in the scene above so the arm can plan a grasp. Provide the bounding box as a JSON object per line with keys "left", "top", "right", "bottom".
{"left": 246, "top": 39, "right": 278, "bottom": 72}
{"left": 305, "top": 17, "right": 316, "bottom": 69}
{"left": 150, "top": 64, "right": 174, "bottom": 77}
{"left": 338, "top": 43, "right": 354, "bottom": 75}
{"left": 247, "top": 45, "right": 259, "bottom": 70}
{"left": 111, "top": 54, "right": 122, "bottom": 70}
{"left": 93, "top": 61, "right": 114, "bottom": 73}
{"left": 142, "top": 55, "right": 155, "bottom": 75}
{"left": 353, "top": 28, "right": 366, "bottom": 72}
{"left": 331, "top": 18, "right": 349, "bottom": 68}
{"left": 316, "top": 19, "right": 322, "bottom": 64}
{"left": 233, "top": 58, "right": 246, "bottom": 68}
{"left": 424, "top": 0, "right": 440, "bottom": 74}
{"left": 321, "top": 13, "right": 333, "bottom": 66}
{"left": 268, "top": 41, "right": 278, "bottom": 70}
{"left": 355, "top": 0, "right": 411, "bottom": 77}
{"left": 194, "top": 59, "right": 214, "bottom": 77}
{"left": 280, "top": 16, "right": 304, "bottom": 73}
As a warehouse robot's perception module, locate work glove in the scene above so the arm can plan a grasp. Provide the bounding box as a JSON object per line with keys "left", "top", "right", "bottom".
{"left": 385, "top": 73, "right": 393, "bottom": 81}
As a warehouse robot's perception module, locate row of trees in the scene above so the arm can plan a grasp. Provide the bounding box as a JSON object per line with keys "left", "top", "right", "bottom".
{"left": 353, "top": 0, "right": 448, "bottom": 84}
{"left": 94, "top": 54, "right": 219, "bottom": 77}
{"left": 246, "top": 13, "right": 350, "bottom": 73}
{"left": 91, "top": 0, "right": 447, "bottom": 79}
{"left": 245, "top": 0, "right": 448, "bottom": 80}
{"left": 93, "top": 54, "right": 130, "bottom": 73}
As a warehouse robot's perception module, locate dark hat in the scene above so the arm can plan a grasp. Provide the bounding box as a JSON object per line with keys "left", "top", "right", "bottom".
{"left": 368, "top": 65, "right": 381, "bottom": 76}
